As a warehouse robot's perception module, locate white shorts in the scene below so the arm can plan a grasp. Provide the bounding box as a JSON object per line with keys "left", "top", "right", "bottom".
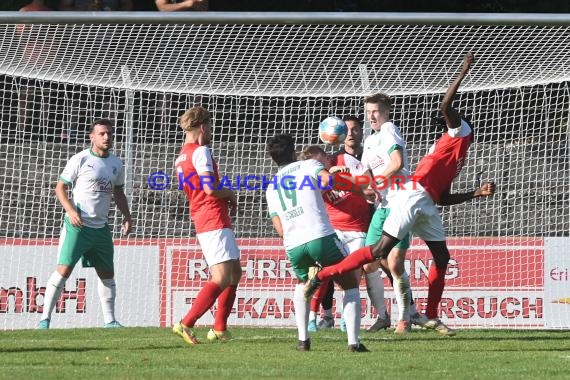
{"left": 334, "top": 230, "right": 367, "bottom": 256}
{"left": 196, "top": 228, "right": 240, "bottom": 267}
{"left": 383, "top": 185, "right": 446, "bottom": 242}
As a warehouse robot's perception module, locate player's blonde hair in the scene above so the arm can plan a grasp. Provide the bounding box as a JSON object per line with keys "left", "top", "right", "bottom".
{"left": 179, "top": 106, "right": 211, "bottom": 132}
{"left": 299, "top": 145, "right": 326, "bottom": 161}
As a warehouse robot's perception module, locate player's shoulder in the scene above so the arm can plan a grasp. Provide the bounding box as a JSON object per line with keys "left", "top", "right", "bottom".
{"left": 191, "top": 144, "right": 210, "bottom": 157}
{"left": 381, "top": 121, "right": 403, "bottom": 135}
{"left": 187, "top": 145, "right": 214, "bottom": 166}
{"left": 73, "top": 148, "right": 91, "bottom": 158}
{"left": 276, "top": 161, "right": 301, "bottom": 176}
{"left": 300, "top": 158, "right": 323, "bottom": 172}
{"left": 108, "top": 152, "right": 124, "bottom": 167}
{"left": 67, "top": 148, "right": 92, "bottom": 165}
{"left": 447, "top": 118, "right": 473, "bottom": 139}
{"left": 329, "top": 149, "right": 345, "bottom": 165}
{"left": 179, "top": 142, "right": 204, "bottom": 154}
{"left": 363, "top": 131, "right": 380, "bottom": 147}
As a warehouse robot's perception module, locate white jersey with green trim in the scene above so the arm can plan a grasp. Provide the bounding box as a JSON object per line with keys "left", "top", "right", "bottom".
{"left": 266, "top": 159, "right": 335, "bottom": 249}
{"left": 59, "top": 149, "right": 125, "bottom": 228}
{"left": 361, "top": 121, "right": 410, "bottom": 208}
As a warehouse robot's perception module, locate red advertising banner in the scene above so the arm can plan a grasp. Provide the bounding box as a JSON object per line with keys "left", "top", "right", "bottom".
{"left": 0, "top": 237, "right": 545, "bottom": 329}
{"left": 161, "top": 237, "right": 544, "bottom": 328}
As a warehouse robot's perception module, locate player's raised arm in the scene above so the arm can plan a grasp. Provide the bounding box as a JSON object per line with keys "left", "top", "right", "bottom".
{"left": 438, "top": 182, "right": 496, "bottom": 206}
{"left": 440, "top": 52, "right": 475, "bottom": 129}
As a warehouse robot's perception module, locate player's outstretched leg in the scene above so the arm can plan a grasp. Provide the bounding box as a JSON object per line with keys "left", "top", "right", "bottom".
{"left": 305, "top": 245, "right": 376, "bottom": 301}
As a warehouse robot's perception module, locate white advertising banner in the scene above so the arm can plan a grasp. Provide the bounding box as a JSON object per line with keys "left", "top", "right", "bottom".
{"left": 0, "top": 244, "right": 160, "bottom": 329}
{"left": 544, "top": 237, "right": 570, "bottom": 328}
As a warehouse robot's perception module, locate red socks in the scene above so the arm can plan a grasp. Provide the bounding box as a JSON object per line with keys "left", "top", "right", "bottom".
{"left": 426, "top": 264, "right": 447, "bottom": 319}
{"left": 182, "top": 281, "right": 223, "bottom": 327}
{"left": 318, "top": 245, "right": 374, "bottom": 280}
{"left": 310, "top": 279, "right": 331, "bottom": 312}
{"left": 214, "top": 285, "right": 237, "bottom": 331}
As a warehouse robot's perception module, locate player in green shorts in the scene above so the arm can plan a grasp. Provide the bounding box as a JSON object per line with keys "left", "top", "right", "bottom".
{"left": 360, "top": 92, "right": 432, "bottom": 333}
{"left": 38, "top": 119, "right": 132, "bottom": 329}
{"left": 266, "top": 134, "right": 374, "bottom": 352}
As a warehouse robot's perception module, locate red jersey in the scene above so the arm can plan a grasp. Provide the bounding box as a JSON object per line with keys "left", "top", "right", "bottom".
{"left": 323, "top": 151, "right": 371, "bottom": 232}
{"left": 414, "top": 120, "right": 473, "bottom": 203}
{"left": 175, "top": 143, "right": 232, "bottom": 234}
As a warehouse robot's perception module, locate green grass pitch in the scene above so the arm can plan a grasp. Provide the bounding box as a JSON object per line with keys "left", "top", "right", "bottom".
{"left": 2, "top": 327, "right": 570, "bottom": 379}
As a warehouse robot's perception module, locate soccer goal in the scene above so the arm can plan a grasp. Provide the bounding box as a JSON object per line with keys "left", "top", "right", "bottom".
{"left": 0, "top": 12, "right": 568, "bottom": 330}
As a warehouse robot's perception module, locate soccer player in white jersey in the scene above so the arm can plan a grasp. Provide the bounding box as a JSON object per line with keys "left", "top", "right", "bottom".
{"left": 38, "top": 119, "right": 132, "bottom": 329}
{"left": 305, "top": 52, "right": 496, "bottom": 336}
{"left": 266, "top": 134, "right": 373, "bottom": 352}
{"left": 302, "top": 117, "right": 386, "bottom": 332}
{"left": 300, "top": 143, "right": 371, "bottom": 332}
{"left": 359, "top": 93, "right": 428, "bottom": 333}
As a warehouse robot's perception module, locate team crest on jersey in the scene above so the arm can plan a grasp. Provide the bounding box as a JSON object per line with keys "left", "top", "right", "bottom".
{"left": 368, "top": 156, "right": 385, "bottom": 170}
{"left": 93, "top": 178, "right": 113, "bottom": 193}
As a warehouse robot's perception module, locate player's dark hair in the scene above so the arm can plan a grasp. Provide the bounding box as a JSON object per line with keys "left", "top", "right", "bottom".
{"left": 90, "top": 119, "right": 113, "bottom": 134}
{"left": 267, "top": 134, "right": 296, "bottom": 166}
{"left": 342, "top": 115, "right": 361, "bottom": 125}
{"left": 365, "top": 92, "right": 391, "bottom": 114}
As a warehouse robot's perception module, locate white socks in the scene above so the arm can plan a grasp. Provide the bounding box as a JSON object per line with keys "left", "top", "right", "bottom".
{"left": 392, "top": 272, "right": 411, "bottom": 322}
{"left": 365, "top": 270, "right": 387, "bottom": 316}
{"left": 342, "top": 288, "right": 361, "bottom": 346}
{"left": 41, "top": 271, "right": 67, "bottom": 320}
{"left": 294, "top": 284, "right": 309, "bottom": 341}
{"left": 308, "top": 310, "right": 317, "bottom": 322}
{"left": 98, "top": 278, "right": 117, "bottom": 324}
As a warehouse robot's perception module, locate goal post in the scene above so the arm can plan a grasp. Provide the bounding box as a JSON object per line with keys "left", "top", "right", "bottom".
{"left": 0, "top": 13, "right": 569, "bottom": 330}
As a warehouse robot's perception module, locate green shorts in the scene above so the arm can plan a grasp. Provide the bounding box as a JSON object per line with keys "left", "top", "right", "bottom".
{"left": 365, "top": 208, "right": 410, "bottom": 249}
{"left": 286, "top": 234, "right": 345, "bottom": 282}
{"left": 57, "top": 217, "right": 115, "bottom": 272}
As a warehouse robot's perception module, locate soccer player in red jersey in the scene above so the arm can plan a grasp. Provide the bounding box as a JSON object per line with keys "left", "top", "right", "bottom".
{"left": 172, "top": 106, "right": 242, "bottom": 344}
{"left": 304, "top": 52, "right": 496, "bottom": 335}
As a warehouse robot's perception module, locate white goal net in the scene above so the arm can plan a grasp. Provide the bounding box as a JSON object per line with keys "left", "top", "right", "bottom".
{"left": 1, "top": 15, "right": 569, "bottom": 329}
